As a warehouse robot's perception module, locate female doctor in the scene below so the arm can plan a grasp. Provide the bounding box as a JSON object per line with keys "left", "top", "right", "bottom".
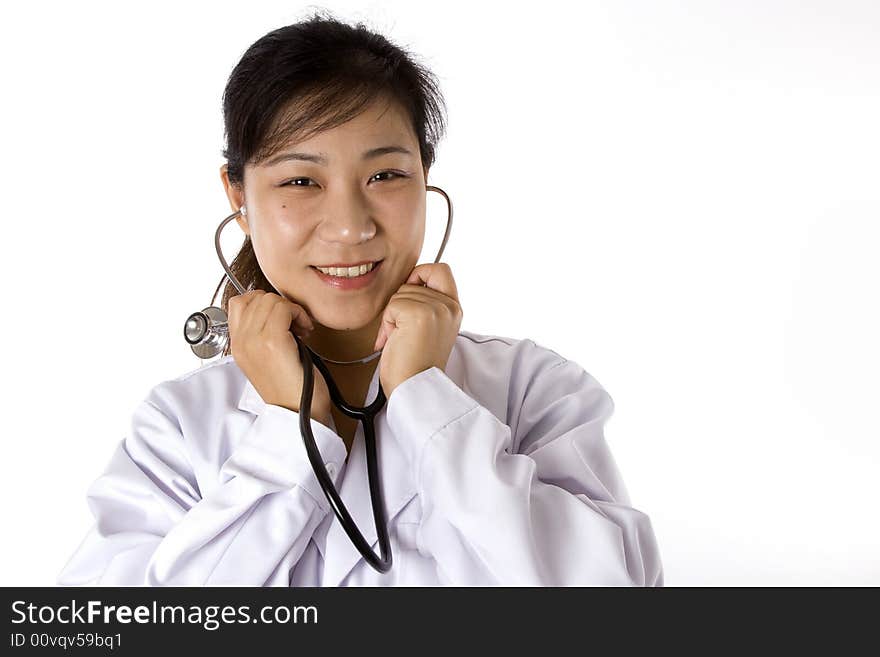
{"left": 57, "top": 13, "right": 664, "bottom": 587}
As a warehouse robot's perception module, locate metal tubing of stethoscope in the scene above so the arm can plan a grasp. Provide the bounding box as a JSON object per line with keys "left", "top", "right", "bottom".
{"left": 215, "top": 212, "right": 247, "bottom": 296}
{"left": 309, "top": 343, "right": 387, "bottom": 418}
{"left": 297, "top": 338, "right": 393, "bottom": 572}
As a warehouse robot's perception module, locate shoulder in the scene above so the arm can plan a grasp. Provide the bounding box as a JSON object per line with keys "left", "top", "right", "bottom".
{"left": 129, "top": 356, "right": 250, "bottom": 480}
{"left": 453, "top": 329, "right": 567, "bottom": 370}
{"left": 140, "top": 355, "right": 247, "bottom": 427}
{"left": 448, "top": 329, "right": 614, "bottom": 442}
{"left": 452, "top": 328, "right": 607, "bottom": 393}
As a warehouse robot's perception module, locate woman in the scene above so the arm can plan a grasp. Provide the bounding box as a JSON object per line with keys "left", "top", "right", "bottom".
{"left": 57, "top": 12, "right": 663, "bottom": 586}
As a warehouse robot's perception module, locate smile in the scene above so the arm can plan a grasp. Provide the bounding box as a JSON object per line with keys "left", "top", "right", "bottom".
{"left": 313, "top": 261, "right": 379, "bottom": 277}
{"left": 310, "top": 260, "right": 384, "bottom": 290}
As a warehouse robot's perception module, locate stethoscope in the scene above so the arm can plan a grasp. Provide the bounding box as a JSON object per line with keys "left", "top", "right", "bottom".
{"left": 182, "top": 185, "right": 453, "bottom": 574}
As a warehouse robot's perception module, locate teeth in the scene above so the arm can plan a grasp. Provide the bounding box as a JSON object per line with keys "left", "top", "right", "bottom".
{"left": 316, "top": 262, "right": 376, "bottom": 277}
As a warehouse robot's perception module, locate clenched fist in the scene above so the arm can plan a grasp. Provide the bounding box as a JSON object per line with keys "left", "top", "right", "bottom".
{"left": 228, "top": 290, "right": 333, "bottom": 427}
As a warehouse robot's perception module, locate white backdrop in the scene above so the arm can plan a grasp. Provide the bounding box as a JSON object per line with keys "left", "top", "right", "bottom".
{"left": 1, "top": 0, "right": 877, "bottom": 586}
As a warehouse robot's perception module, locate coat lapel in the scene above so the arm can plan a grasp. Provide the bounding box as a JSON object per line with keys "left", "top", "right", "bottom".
{"left": 236, "top": 361, "right": 417, "bottom": 586}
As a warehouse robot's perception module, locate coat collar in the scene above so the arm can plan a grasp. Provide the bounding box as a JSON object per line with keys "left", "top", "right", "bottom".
{"left": 236, "top": 359, "right": 418, "bottom": 586}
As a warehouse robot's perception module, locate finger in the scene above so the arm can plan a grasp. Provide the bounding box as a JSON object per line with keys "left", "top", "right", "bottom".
{"left": 391, "top": 285, "right": 456, "bottom": 304}
{"left": 245, "top": 291, "right": 283, "bottom": 335}
{"left": 373, "top": 302, "right": 399, "bottom": 352}
{"left": 375, "top": 312, "right": 396, "bottom": 352}
{"left": 378, "top": 296, "right": 424, "bottom": 338}
{"left": 228, "top": 289, "right": 265, "bottom": 333}
{"left": 372, "top": 324, "right": 385, "bottom": 352}
{"left": 404, "top": 263, "right": 460, "bottom": 302}
{"left": 388, "top": 287, "right": 462, "bottom": 316}
{"left": 373, "top": 316, "right": 395, "bottom": 351}
{"left": 265, "top": 300, "right": 314, "bottom": 337}
{"left": 374, "top": 296, "right": 424, "bottom": 349}
{"left": 289, "top": 303, "right": 315, "bottom": 334}
{"left": 264, "top": 301, "right": 308, "bottom": 340}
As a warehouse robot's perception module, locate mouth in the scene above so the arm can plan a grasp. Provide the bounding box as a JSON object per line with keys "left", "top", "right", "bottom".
{"left": 311, "top": 259, "right": 382, "bottom": 273}
{"left": 310, "top": 259, "right": 384, "bottom": 290}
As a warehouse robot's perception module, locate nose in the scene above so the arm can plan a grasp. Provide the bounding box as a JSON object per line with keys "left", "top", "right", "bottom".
{"left": 316, "top": 186, "right": 377, "bottom": 245}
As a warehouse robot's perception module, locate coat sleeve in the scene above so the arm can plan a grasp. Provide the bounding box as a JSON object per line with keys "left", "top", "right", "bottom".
{"left": 56, "top": 392, "right": 347, "bottom": 586}
{"left": 384, "top": 349, "right": 664, "bottom": 586}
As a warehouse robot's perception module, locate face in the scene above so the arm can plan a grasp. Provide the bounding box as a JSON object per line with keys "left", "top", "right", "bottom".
{"left": 220, "top": 96, "right": 427, "bottom": 332}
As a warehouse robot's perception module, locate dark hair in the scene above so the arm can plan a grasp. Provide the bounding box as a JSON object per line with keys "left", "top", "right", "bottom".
{"left": 214, "top": 10, "right": 448, "bottom": 356}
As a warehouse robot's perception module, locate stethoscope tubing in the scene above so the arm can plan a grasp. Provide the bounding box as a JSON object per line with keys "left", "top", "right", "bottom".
{"left": 298, "top": 339, "right": 393, "bottom": 572}
{"left": 205, "top": 184, "right": 452, "bottom": 574}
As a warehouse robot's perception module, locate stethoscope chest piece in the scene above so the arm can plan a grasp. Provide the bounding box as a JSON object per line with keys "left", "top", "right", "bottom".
{"left": 184, "top": 306, "right": 229, "bottom": 359}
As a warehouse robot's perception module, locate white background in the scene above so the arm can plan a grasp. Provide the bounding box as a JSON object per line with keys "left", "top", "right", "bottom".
{"left": 1, "top": 0, "right": 877, "bottom": 586}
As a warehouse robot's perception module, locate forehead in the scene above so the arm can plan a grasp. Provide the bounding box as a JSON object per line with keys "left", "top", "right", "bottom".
{"left": 259, "top": 94, "right": 418, "bottom": 162}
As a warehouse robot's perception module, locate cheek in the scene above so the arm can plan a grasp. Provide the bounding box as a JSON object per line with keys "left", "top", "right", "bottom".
{"left": 384, "top": 211, "right": 425, "bottom": 248}
{"left": 250, "top": 221, "right": 311, "bottom": 282}
{"left": 252, "top": 215, "right": 307, "bottom": 253}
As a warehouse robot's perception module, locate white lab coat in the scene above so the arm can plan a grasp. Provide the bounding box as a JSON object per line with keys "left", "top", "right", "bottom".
{"left": 56, "top": 330, "right": 663, "bottom": 586}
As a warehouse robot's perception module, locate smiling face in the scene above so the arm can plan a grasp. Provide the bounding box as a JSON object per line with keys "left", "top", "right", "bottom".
{"left": 221, "top": 94, "right": 427, "bottom": 332}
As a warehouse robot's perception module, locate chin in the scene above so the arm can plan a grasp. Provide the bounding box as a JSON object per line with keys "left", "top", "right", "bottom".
{"left": 312, "top": 307, "right": 379, "bottom": 331}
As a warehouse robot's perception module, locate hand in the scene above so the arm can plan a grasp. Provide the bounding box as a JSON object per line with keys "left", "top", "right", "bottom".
{"left": 372, "top": 263, "right": 463, "bottom": 398}
{"left": 228, "top": 290, "right": 333, "bottom": 426}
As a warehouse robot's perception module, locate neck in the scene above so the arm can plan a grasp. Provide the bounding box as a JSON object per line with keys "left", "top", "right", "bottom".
{"left": 301, "top": 313, "right": 383, "bottom": 366}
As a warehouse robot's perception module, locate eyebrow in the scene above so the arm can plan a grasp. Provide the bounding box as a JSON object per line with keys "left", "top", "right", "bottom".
{"left": 264, "top": 145, "right": 414, "bottom": 167}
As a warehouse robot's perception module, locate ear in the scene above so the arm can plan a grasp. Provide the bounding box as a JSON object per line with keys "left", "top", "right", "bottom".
{"left": 219, "top": 163, "right": 250, "bottom": 235}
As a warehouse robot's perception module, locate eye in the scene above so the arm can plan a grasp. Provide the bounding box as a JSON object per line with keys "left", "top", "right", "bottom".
{"left": 281, "top": 171, "right": 406, "bottom": 188}
{"left": 370, "top": 171, "right": 405, "bottom": 183}
{"left": 284, "top": 177, "right": 317, "bottom": 187}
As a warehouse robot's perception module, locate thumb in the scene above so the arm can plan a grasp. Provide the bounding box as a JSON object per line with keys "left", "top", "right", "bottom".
{"left": 373, "top": 324, "right": 386, "bottom": 352}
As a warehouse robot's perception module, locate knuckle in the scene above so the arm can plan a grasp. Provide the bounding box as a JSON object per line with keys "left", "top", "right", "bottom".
{"left": 414, "top": 309, "right": 434, "bottom": 325}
